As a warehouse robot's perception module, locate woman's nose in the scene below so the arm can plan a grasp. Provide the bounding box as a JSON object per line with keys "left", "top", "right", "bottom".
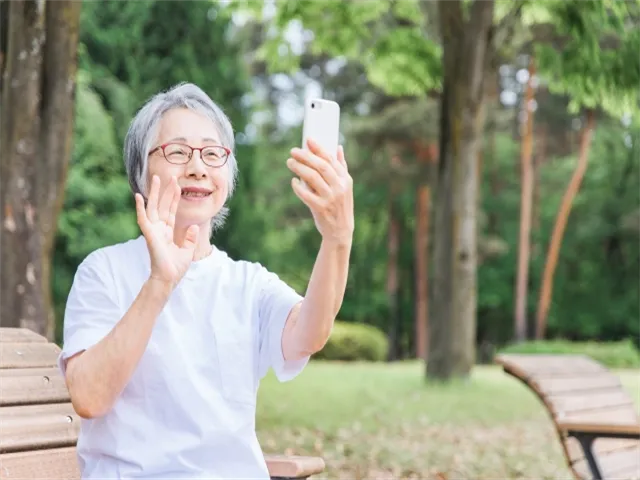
{"left": 186, "top": 151, "right": 207, "bottom": 176}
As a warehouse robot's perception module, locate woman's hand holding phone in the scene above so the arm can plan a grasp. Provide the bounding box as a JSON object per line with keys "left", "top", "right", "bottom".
{"left": 287, "top": 138, "right": 354, "bottom": 246}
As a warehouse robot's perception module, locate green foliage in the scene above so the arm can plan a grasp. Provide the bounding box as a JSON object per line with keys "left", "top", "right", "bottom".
{"left": 56, "top": 77, "right": 138, "bottom": 258}
{"left": 477, "top": 122, "right": 640, "bottom": 349}
{"left": 366, "top": 26, "right": 442, "bottom": 96}
{"left": 313, "top": 321, "right": 389, "bottom": 362}
{"left": 498, "top": 339, "right": 640, "bottom": 368}
{"left": 236, "top": 0, "right": 441, "bottom": 97}
{"left": 248, "top": 0, "right": 640, "bottom": 120}
{"left": 529, "top": 0, "right": 640, "bottom": 120}
{"left": 543, "top": 125, "right": 640, "bottom": 343}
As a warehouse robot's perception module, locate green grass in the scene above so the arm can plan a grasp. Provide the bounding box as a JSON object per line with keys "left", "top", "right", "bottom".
{"left": 256, "top": 361, "right": 640, "bottom": 480}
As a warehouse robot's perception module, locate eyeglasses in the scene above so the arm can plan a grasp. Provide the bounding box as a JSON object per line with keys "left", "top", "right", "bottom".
{"left": 149, "top": 142, "right": 231, "bottom": 168}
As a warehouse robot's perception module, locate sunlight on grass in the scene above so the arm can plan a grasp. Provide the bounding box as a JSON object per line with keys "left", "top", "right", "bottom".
{"left": 256, "top": 361, "right": 640, "bottom": 480}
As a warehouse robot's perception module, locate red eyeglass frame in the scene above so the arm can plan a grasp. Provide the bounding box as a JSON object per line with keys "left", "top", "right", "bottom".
{"left": 149, "top": 142, "right": 231, "bottom": 167}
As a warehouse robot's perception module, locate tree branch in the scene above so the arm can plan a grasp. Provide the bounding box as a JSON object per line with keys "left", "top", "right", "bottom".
{"left": 494, "top": 0, "right": 526, "bottom": 47}
{"left": 464, "top": 0, "right": 495, "bottom": 106}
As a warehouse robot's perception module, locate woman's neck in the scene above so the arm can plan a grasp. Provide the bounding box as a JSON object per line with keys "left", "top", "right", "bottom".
{"left": 174, "top": 223, "right": 213, "bottom": 261}
{"left": 193, "top": 240, "right": 213, "bottom": 261}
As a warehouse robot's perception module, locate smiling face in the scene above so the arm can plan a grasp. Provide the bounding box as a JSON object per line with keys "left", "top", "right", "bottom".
{"left": 147, "top": 108, "right": 230, "bottom": 230}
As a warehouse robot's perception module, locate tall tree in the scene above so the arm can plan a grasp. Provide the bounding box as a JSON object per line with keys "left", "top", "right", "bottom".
{"left": 428, "top": 0, "right": 495, "bottom": 379}
{"left": 514, "top": 57, "right": 536, "bottom": 342}
{"left": 1, "top": 0, "right": 82, "bottom": 338}
{"left": 536, "top": 109, "right": 594, "bottom": 338}
{"left": 413, "top": 141, "right": 438, "bottom": 360}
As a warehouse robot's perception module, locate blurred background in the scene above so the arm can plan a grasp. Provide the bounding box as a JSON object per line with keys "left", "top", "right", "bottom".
{"left": 1, "top": 1, "right": 639, "bottom": 478}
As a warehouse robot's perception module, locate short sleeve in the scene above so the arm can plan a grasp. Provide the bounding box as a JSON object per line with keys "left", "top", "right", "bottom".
{"left": 256, "top": 267, "right": 308, "bottom": 382}
{"left": 57, "top": 250, "right": 121, "bottom": 377}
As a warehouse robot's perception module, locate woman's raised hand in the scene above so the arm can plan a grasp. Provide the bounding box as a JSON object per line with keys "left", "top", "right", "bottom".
{"left": 135, "top": 175, "right": 199, "bottom": 288}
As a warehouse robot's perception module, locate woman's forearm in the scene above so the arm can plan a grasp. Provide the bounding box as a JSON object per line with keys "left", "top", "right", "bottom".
{"left": 286, "top": 238, "right": 352, "bottom": 359}
{"left": 64, "top": 278, "right": 173, "bottom": 418}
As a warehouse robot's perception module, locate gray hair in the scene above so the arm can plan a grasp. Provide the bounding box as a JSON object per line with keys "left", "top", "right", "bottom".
{"left": 123, "top": 82, "right": 237, "bottom": 235}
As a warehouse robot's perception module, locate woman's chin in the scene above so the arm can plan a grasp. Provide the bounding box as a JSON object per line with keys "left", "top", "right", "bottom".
{"left": 175, "top": 194, "right": 226, "bottom": 227}
{"left": 175, "top": 208, "right": 222, "bottom": 230}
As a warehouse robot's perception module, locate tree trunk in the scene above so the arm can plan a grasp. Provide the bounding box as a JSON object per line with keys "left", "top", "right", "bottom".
{"left": 514, "top": 57, "right": 536, "bottom": 342}
{"left": 413, "top": 142, "right": 437, "bottom": 360}
{"left": 386, "top": 151, "right": 402, "bottom": 361}
{"left": 414, "top": 186, "right": 429, "bottom": 359}
{"left": 38, "top": 0, "right": 82, "bottom": 339}
{"left": 486, "top": 114, "right": 499, "bottom": 234}
{"left": 428, "top": 0, "right": 495, "bottom": 380}
{"left": 535, "top": 109, "right": 596, "bottom": 339}
{"left": 532, "top": 125, "right": 546, "bottom": 258}
{"left": 1, "top": 0, "right": 47, "bottom": 333}
{"left": 0, "top": 0, "right": 81, "bottom": 338}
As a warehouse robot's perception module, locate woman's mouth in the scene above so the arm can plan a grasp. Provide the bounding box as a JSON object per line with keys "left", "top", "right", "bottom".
{"left": 181, "top": 187, "right": 213, "bottom": 200}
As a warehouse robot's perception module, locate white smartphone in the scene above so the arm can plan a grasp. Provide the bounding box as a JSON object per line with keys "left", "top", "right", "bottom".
{"left": 301, "top": 98, "right": 341, "bottom": 159}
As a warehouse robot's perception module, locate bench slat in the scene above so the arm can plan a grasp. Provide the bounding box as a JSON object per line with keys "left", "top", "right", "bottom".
{"left": 0, "top": 448, "right": 326, "bottom": 480}
{"left": 265, "top": 455, "right": 326, "bottom": 479}
{"left": 0, "top": 371, "right": 69, "bottom": 406}
{"left": 572, "top": 444, "right": 640, "bottom": 480}
{"left": 566, "top": 437, "right": 640, "bottom": 464}
{"left": 532, "top": 374, "right": 622, "bottom": 396}
{"left": 499, "top": 355, "right": 608, "bottom": 377}
{"left": 604, "top": 464, "right": 640, "bottom": 480}
{"left": 0, "top": 367, "right": 62, "bottom": 378}
{"left": 0, "top": 343, "right": 60, "bottom": 369}
{"left": 0, "top": 447, "right": 79, "bottom": 480}
{"left": 0, "top": 329, "right": 47, "bottom": 344}
{"left": 559, "top": 422, "right": 640, "bottom": 436}
{"left": 0, "top": 409, "right": 80, "bottom": 453}
{"left": 0, "top": 403, "right": 76, "bottom": 420}
{"left": 547, "top": 390, "right": 635, "bottom": 416}
{"left": 557, "top": 405, "right": 640, "bottom": 425}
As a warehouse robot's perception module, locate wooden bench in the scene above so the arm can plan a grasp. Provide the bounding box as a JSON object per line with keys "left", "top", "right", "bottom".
{"left": 0, "top": 327, "right": 325, "bottom": 480}
{"left": 496, "top": 353, "right": 640, "bottom": 480}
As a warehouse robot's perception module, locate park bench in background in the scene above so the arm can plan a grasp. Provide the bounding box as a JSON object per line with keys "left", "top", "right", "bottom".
{"left": 0, "top": 327, "right": 325, "bottom": 480}
{"left": 496, "top": 353, "right": 640, "bottom": 480}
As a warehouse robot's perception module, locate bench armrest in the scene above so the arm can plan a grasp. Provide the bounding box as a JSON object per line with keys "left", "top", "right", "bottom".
{"left": 558, "top": 421, "right": 640, "bottom": 439}
{"left": 265, "top": 454, "right": 325, "bottom": 479}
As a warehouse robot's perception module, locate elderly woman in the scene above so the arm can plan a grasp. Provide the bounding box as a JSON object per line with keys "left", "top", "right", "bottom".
{"left": 58, "top": 82, "right": 353, "bottom": 479}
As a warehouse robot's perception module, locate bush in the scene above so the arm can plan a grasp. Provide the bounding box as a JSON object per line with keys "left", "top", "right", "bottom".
{"left": 314, "top": 321, "right": 388, "bottom": 362}
{"left": 497, "top": 338, "right": 640, "bottom": 369}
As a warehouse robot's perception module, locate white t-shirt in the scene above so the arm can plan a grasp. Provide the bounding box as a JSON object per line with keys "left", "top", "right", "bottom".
{"left": 58, "top": 235, "right": 309, "bottom": 479}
